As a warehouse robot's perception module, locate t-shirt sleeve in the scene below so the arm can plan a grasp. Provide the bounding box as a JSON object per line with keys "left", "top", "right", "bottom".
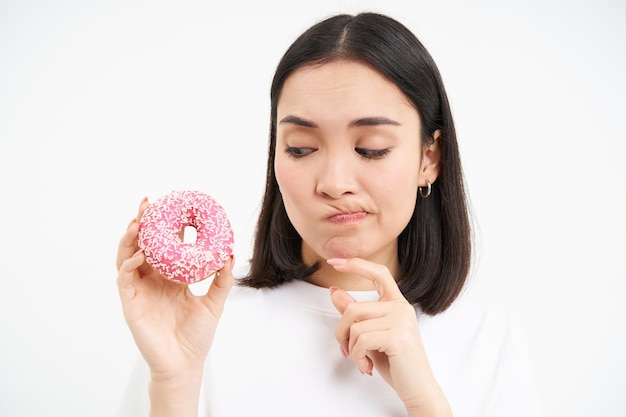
{"left": 489, "top": 317, "right": 544, "bottom": 417}
{"left": 115, "top": 356, "right": 151, "bottom": 417}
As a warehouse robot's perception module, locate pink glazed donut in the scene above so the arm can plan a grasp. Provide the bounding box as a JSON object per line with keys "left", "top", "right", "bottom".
{"left": 138, "top": 190, "right": 234, "bottom": 284}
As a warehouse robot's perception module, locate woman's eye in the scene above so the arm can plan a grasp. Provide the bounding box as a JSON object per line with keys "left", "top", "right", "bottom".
{"left": 285, "top": 147, "right": 315, "bottom": 158}
{"left": 355, "top": 148, "right": 390, "bottom": 159}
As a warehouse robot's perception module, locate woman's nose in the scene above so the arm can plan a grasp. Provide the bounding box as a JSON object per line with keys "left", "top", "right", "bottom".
{"left": 315, "top": 152, "right": 358, "bottom": 199}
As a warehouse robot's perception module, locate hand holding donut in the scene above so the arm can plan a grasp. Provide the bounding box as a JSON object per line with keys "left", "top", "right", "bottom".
{"left": 116, "top": 195, "right": 235, "bottom": 417}
{"left": 328, "top": 258, "right": 452, "bottom": 417}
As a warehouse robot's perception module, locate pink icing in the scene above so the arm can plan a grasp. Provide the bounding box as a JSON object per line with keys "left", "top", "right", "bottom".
{"left": 138, "top": 190, "right": 234, "bottom": 284}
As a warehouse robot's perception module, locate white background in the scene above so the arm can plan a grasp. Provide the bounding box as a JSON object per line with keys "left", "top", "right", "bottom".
{"left": 1, "top": 0, "right": 624, "bottom": 416}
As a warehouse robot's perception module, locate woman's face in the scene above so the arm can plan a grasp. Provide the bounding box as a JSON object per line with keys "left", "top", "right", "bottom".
{"left": 275, "top": 60, "right": 438, "bottom": 268}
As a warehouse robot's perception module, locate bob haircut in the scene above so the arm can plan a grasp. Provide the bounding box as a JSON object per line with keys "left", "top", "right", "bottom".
{"left": 240, "top": 12, "right": 471, "bottom": 315}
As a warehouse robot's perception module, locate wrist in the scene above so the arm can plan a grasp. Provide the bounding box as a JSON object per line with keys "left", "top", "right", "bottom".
{"left": 403, "top": 383, "right": 452, "bottom": 417}
{"left": 150, "top": 364, "right": 204, "bottom": 384}
{"left": 148, "top": 367, "right": 204, "bottom": 417}
{"left": 404, "top": 394, "right": 452, "bottom": 417}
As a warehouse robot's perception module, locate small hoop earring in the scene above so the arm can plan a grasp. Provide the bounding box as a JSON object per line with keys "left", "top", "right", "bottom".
{"left": 419, "top": 180, "right": 432, "bottom": 198}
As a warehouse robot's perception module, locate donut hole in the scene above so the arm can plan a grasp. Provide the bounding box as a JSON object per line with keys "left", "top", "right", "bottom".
{"left": 178, "top": 225, "right": 198, "bottom": 244}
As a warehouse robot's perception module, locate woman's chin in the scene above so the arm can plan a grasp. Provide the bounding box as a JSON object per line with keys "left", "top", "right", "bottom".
{"left": 322, "top": 237, "right": 362, "bottom": 259}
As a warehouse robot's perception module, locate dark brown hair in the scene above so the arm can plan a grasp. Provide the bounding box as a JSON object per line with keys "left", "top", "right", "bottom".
{"left": 240, "top": 12, "right": 471, "bottom": 315}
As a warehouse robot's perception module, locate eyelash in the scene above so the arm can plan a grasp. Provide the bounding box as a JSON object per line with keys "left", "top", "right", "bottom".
{"left": 284, "top": 147, "right": 314, "bottom": 158}
{"left": 284, "top": 147, "right": 390, "bottom": 160}
{"left": 355, "top": 148, "right": 390, "bottom": 160}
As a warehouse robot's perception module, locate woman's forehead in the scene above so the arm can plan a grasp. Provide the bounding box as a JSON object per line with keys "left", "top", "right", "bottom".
{"left": 277, "top": 60, "right": 415, "bottom": 122}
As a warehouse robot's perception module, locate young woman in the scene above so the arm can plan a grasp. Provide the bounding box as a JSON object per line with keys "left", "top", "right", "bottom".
{"left": 116, "top": 12, "right": 542, "bottom": 417}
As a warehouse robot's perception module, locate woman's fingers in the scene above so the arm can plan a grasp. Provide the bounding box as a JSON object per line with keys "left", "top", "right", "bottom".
{"left": 116, "top": 198, "right": 149, "bottom": 271}
{"left": 327, "top": 257, "right": 403, "bottom": 301}
{"left": 329, "top": 286, "right": 355, "bottom": 357}
{"left": 328, "top": 258, "right": 420, "bottom": 377}
{"left": 329, "top": 285, "right": 354, "bottom": 314}
{"left": 332, "top": 296, "right": 407, "bottom": 372}
{"left": 116, "top": 219, "right": 140, "bottom": 271}
{"left": 136, "top": 196, "right": 149, "bottom": 221}
{"left": 117, "top": 248, "right": 145, "bottom": 304}
{"left": 329, "top": 287, "right": 381, "bottom": 375}
{"left": 202, "top": 256, "right": 236, "bottom": 317}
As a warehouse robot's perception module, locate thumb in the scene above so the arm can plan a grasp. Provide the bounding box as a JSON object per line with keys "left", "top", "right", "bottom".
{"left": 203, "top": 255, "right": 235, "bottom": 317}
{"left": 329, "top": 286, "right": 356, "bottom": 314}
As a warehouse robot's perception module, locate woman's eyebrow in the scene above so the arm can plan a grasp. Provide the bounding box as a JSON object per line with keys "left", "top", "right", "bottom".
{"left": 349, "top": 116, "right": 401, "bottom": 127}
{"left": 279, "top": 115, "right": 318, "bottom": 128}
{"left": 278, "top": 115, "right": 401, "bottom": 128}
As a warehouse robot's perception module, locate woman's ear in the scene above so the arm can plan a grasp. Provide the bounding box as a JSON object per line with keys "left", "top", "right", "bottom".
{"left": 419, "top": 129, "right": 442, "bottom": 186}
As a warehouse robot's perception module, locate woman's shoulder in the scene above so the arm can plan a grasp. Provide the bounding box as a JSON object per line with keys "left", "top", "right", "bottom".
{"left": 417, "top": 291, "right": 532, "bottom": 381}
{"left": 419, "top": 291, "right": 520, "bottom": 344}
{"left": 419, "top": 293, "right": 542, "bottom": 416}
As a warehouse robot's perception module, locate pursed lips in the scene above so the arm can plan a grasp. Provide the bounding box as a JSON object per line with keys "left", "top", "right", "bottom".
{"left": 327, "top": 211, "right": 367, "bottom": 225}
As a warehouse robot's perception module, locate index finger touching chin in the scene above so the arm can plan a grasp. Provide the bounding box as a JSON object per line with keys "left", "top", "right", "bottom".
{"left": 326, "top": 258, "right": 404, "bottom": 301}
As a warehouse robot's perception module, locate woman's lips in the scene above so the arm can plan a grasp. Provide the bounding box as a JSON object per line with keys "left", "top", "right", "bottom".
{"left": 328, "top": 211, "right": 367, "bottom": 225}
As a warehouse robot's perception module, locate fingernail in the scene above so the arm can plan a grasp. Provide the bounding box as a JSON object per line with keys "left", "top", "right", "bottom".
{"left": 358, "top": 365, "right": 372, "bottom": 376}
{"left": 132, "top": 248, "right": 143, "bottom": 258}
{"left": 329, "top": 286, "right": 338, "bottom": 295}
{"left": 228, "top": 255, "right": 236, "bottom": 273}
{"left": 327, "top": 258, "right": 347, "bottom": 266}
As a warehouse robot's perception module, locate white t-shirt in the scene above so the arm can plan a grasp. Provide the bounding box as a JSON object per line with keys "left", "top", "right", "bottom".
{"left": 117, "top": 279, "right": 542, "bottom": 417}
